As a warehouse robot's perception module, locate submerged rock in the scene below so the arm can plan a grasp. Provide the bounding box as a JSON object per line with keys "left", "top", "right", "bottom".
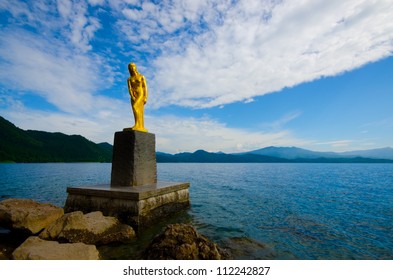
{"left": 221, "top": 237, "right": 275, "bottom": 259}
{"left": 144, "top": 223, "right": 229, "bottom": 260}
{"left": 0, "top": 199, "right": 64, "bottom": 234}
{"left": 39, "top": 211, "right": 136, "bottom": 245}
{"left": 12, "top": 236, "right": 100, "bottom": 260}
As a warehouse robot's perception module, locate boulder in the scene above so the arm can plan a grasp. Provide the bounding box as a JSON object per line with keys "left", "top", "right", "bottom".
{"left": 0, "top": 251, "right": 7, "bottom": 260}
{"left": 0, "top": 199, "right": 64, "bottom": 234}
{"left": 39, "top": 211, "right": 135, "bottom": 245}
{"left": 144, "top": 224, "right": 229, "bottom": 260}
{"left": 12, "top": 236, "right": 100, "bottom": 260}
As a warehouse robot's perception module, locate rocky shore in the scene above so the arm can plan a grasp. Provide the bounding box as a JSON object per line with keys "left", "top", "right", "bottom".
{"left": 0, "top": 198, "right": 229, "bottom": 260}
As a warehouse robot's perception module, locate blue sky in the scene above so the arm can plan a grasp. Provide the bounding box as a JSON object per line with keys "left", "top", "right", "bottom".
{"left": 0, "top": 0, "right": 392, "bottom": 153}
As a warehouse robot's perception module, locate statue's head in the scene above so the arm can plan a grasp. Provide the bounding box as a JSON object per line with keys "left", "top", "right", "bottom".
{"left": 128, "top": 63, "right": 137, "bottom": 75}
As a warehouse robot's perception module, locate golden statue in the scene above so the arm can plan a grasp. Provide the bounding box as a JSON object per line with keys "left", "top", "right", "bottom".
{"left": 127, "top": 63, "right": 148, "bottom": 132}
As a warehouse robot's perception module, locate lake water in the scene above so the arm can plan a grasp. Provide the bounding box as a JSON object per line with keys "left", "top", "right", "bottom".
{"left": 1, "top": 163, "right": 392, "bottom": 259}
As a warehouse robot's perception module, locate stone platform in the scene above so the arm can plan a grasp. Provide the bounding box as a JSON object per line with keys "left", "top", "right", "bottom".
{"left": 111, "top": 130, "right": 157, "bottom": 186}
{"left": 64, "top": 181, "right": 190, "bottom": 231}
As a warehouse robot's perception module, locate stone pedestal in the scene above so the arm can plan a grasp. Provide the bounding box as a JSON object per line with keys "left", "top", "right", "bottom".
{"left": 111, "top": 130, "right": 157, "bottom": 186}
{"left": 64, "top": 130, "right": 190, "bottom": 231}
{"left": 64, "top": 182, "right": 190, "bottom": 231}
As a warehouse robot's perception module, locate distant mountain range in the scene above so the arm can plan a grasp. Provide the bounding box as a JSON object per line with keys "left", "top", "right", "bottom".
{"left": 1, "top": 116, "right": 392, "bottom": 163}
{"left": 157, "top": 147, "right": 393, "bottom": 163}
{"left": 241, "top": 146, "right": 393, "bottom": 160}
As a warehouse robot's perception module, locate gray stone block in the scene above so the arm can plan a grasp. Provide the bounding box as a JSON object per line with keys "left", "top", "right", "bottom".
{"left": 64, "top": 182, "right": 190, "bottom": 231}
{"left": 111, "top": 130, "right": 157, "bottom": 186}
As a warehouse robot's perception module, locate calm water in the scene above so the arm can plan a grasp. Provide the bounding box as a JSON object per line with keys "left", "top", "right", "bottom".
{"left": 1, "top": 163, "right": 392, "bottom": 259}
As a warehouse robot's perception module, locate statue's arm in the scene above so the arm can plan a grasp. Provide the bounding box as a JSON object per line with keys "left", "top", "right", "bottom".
{"left": 128, "top": 78, "right": 136, "bottom": 100}
{"left": 142, "top": 76, "right": 148, "bottom": 104}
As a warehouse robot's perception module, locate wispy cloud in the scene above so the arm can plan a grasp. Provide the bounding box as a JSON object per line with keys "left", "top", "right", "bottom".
{"left": 2, "top": 0, "right": 393, "bottom": 112}
{"left": 0, "top": 0, "right": 126, "bottom": 143}
{"left": 261, "top": 111, "right": 302, "bottom": 131}
{"left": 1, "top": 103, "right": 309, "bottom": 153}
{"left": 316, "top": 140, "right": 353, "bottom": 148}
{"left": 362, "top": 118, "right": 393, "bottom": 129}
{"left": 0, "top": 30, "right": 115, "bottom": 114}
{"left": 57, "top": 0, "right": 101, "bottom": 52}
{"left": 0, "top": 0, "right": 116, "bottom": 116}
{"left": 311, "top": 139, "right": 385, "bottom": 152}
{"left": 0, "top": 101, "right": 131, "bottom": 144}
{"left": 148, "top": 114, "right": 309, "bottom": 153}
{"left": 112, "top": 0, "right": 393, "bottom": 108}
{"left": 0, "top": 0, "right": 101, "bottom": 52}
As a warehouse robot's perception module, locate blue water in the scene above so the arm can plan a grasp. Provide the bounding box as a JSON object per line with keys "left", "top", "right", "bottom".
{"left": 1, "top": 163, "right": 392, "bottom": 259}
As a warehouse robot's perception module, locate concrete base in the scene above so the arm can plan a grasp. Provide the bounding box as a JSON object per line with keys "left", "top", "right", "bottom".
{"left": 111, "top": 130, "right": 157, "bottom": 187}
{"left": 64, "top": 181, "right": 190, "bottom": 231}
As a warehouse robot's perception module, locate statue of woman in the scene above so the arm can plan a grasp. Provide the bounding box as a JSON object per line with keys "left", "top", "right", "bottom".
{"left": 127, "top": 63, "right": 148, "bottom": 132}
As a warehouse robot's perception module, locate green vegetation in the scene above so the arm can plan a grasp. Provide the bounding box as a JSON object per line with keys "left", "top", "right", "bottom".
{"left": 0, "top": 116, "right": 112, "bottom": 163}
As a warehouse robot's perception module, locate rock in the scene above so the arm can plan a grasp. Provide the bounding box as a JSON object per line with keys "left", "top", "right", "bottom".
{"left": 0, "top": 199, "right": 64, "bottom": 234}
{"left": 39, "top": 211, "right": 136, "bottom": 245}
{"left": 221, "top": 237, "right": 274, "bottom": 259}
{"left": 12, "top": 236, "right": 99, "bottom": 260}
{"left": 144, "top": 224, "right": 229, "bottom": 260}
{"left": 0, "top": 251, "right": 8, "bottom": 260}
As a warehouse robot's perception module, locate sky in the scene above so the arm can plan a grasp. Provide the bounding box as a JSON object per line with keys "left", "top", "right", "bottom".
{"left": 0, "top": 0, "right": 392, "bottom": 154}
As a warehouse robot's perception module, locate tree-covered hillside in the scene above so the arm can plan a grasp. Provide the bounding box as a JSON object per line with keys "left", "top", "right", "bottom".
{"left": 0, "top": 116, "right": 112, "bottom": 162}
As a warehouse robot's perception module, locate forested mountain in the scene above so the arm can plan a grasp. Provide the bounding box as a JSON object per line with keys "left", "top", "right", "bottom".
{"left": 0, "top": 116, "right": 112, "bottom": 162}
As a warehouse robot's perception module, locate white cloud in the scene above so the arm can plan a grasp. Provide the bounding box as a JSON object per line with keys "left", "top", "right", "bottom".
{"left": 0, "top": 0, "right": 101, "bottom": 53}
{"left": 316, "top": 140, "right": 353, "bottom": 148}
{"left": 362, "top": 118, "right": 393, "bottom": 129}
{"left": 6, "top": 0, "right": 391, "bottom": 112}
{"left": 147, "top": 114, "right": 309, "bottom": 153}
{"left": 0, "top": 101, "right": 131, "bottom": 144}
{"left": 0, "top": 0, "right": 57, "bottom": 26}
{"left": 0, "top": 30, "right": 115, "bottom": 114}
{"left": 88, "top": 0, "right": 106, "bottom": 6}
{"left": 310, "top": 139, "right": 390, "bottom": 152}
{"left": 56, "top": 0, "right": 101, "bottom": 52}
{"left": 113, "top": 0, "right": 393, "bottom": 108}
{"left": 0, "top": 102, "right": 309, "bottom": 153}
{"left": 261, "top": 111, "right": 302, "bottom": 131}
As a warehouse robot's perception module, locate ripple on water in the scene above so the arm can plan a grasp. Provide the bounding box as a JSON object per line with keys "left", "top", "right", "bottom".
{"left": 1, "top": 163, "right": 393, "bottom": 259}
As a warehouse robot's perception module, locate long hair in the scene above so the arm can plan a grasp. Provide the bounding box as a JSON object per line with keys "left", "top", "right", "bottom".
{"left": 128, "top": 63, "right": 139, "bottom": 76}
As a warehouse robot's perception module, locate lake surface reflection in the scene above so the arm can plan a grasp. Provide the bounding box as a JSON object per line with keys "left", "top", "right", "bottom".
{"left": 1, "top": 162, "right": 392, "bottom": 259}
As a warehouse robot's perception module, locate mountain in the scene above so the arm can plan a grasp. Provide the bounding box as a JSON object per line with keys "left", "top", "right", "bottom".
{"left": 242, "top": 146, "right": 393, "bottom": 161}
{"left": 156, "top": 149, "right": 393, "bottom": 163}
{"left": 156, "top": 143, "right": 393, "bottom": 163}
{"left": 242, "top": 146, "right": 339, "bottom": 159}
{"left": 156, "top": 149, "right": 289, "bottom": 163}
{"left": 339, "top": 147, "right": 393, "bottom": 160}
{"left": 0, "top": 116, "right": 112, "bottom": 162}
{"left": 2, "top": 116, "right": 392, "bottom": 163}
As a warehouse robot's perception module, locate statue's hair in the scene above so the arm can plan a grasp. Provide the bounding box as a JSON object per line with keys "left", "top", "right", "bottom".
{"left": 128, "top": 63, "right": 138, "bottom": 74}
